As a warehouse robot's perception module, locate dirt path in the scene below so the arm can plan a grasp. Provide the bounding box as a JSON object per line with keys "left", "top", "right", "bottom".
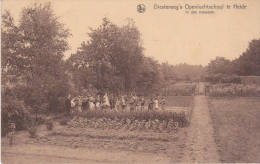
{"left": 181, "top": 83, "right": 219, "bottom": 162}
{"left": 2, "top": 143, "right": 171, "bottom": 164}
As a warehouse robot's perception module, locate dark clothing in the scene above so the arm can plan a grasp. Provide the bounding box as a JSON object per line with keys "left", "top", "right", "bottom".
{"left": 82, "top": 101, "right": 88, "bottom": 111}
{"left": 122, "top": 104, "right": 126, "bottom": 110}
{"left": 148, "top": 102, "right": 153, "bottom": 111}
{"left": 130, "top": 105, "right": 135, "bottom": 112}
{"left": 65, "top": 98, "right": 71, "bottom": 113}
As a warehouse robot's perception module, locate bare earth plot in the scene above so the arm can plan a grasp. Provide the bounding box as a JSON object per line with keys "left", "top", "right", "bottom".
{"left": 2, "top": 124, "right": 188, "bottom": 164}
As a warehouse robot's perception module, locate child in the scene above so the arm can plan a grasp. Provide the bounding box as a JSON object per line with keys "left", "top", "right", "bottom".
{"left": 129, "top": 96, "right": 135, "bottom": 112}
{"left": 148, "top": 98, "right": 154, "bottom": 111}
{"left": 140, "top": 96, "right": 145, "bottom": 111}
{"left": 161, "top": 96, "right": 166, "bottom": 110}
{"left": 102, "top": 93, "right": 110, "bottom": 110}
{"left": 136, "top": 96, "right": 141, "bottom": 111}
{"left": 121, "top": 96, "right": 126, "bottom": 111}
{"left": 154, "top": 97, "right": 159, "bottom": 110}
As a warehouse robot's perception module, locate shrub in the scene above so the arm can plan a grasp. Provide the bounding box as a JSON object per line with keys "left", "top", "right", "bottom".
{"left": 167, "top": 83, "right": 196, "bottom": 96}
{"left": 59, "top": 119, "right": 68, "bottom": 125}
{"left": 28, "top": 126, "right": 37, "bottom": 138}
{"left": 208, "top": 84, "right": 260, "bottom": 97}
{"left": 204, "top": 74, "right": 241, "bottom": 84}
{"left": 46, "top": 121, "right": 54, "bottom": 130}
{"left": 76, "top": 109, "right": 190, "bottom": 128}
{"left": 1, "top": 87, "right": 30, "bottom": 136}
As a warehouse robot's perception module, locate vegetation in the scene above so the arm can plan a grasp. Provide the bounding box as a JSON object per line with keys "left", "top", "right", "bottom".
{"left": 208, "top": 84, "right": 260, "bottom": 97}
{"left": 208, "top": 97, "right": 260, "bottom": 162}
{"left": 46, "top": 121, "right": 54, "bottom": 131}
{"left": 204, "top": 39, "right": 260, "bottom": 82}
{"left": 167, "top": 83, "right": 196, "bottom": 96}
{"left": 1, "top": 1, "right": 260, "bottom": 137}
{"left": 67, "top": 110, "right": 190, "bottom": 133}
{"left": 28, "top": 126, "right": 38, "bottom": 138}
{"left": 67, "top": 18, "right": 173, "bottom": 96}
{"left": 1, "top": 3, "right": 70, "bottom": 135}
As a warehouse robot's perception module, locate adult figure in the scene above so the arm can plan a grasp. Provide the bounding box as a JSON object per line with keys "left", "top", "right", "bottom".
{"left": 7, "top": 120, "right": 16, "bottom": 146}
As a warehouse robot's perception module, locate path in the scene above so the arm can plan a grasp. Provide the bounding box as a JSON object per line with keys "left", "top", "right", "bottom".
{"left": 2, "top": 143, "right": 170, "bottom": 164}
{"left": 181, "top": 82, "right": 220, "bottom": 162}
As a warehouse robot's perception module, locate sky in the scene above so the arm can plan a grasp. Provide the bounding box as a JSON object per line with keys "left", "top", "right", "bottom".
{"left": 2, "top": 0, "right": 260, "bottom": 66}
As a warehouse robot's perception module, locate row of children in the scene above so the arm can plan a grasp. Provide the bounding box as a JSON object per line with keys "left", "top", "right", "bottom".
{"left": 65, "top": 93, "right": 167, "bottom": 113}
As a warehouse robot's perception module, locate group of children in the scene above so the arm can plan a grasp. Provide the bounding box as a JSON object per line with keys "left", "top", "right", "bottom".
{"left": 67, "top": 93, "right": 167, "bottom": 113}
{"left": 127, "top": 95, "right": 166, "bottom": 112}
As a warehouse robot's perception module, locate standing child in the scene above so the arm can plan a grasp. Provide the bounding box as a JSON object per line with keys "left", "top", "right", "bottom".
{"left": 148, "top": 98, "right": 154, "bottom": 111}
{"left": 121, "top": 95, "right": 126, "bottom": 111}
{"left": 154, "top": 97, "right": 159, "bottom": 110}
{"left": 103, "top": 93, "right": 110, "bottom": 110}
{"left": 161, "top": 96, "right": 166, "bottom": 110}
{"left": 95, "top": 95, "right": 100, "bottom": 110}
{"left": 136, "top": 96, "right": 141, "bottom": 111}
{"left": 141, "top": 96, "right": 145, "bottom": 111}
{"left": 129, "top": 95, "right": 135, "bottom": 112}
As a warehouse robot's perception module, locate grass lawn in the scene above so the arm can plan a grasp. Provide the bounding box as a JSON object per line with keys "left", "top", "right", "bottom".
{"left": 166, "top": 96, "right": 194, "bottom": 107}
{"left": 208, "top": 97, "right": 260, "bottom": 162}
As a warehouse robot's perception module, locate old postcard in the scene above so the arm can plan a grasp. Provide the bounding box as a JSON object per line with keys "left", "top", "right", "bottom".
{"left": 1, "top": 0, "right": 260, "bottom": 163}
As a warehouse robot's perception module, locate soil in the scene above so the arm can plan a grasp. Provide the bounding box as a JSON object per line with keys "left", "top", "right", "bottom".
{"left": 2, "top": 125, "right": 189, "bottom": 164}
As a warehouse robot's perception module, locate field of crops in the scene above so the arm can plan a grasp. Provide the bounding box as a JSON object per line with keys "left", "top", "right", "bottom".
{"left": 208, "top": 84, "right": 260, "bottom": 97}
{"left": 67, "top": 110, "right": 190, "bottom": 133}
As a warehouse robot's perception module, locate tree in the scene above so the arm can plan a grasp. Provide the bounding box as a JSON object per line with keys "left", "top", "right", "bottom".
{"left": 207, "top": 57, "right": 232, "bottom": 75}
{"left": 69, "top": 18, "right": 144, "bottom": 94}
{"left": 1, "top": 10, "right": 25, "bottom": 77}
{"left": 171, "top": 63, "right": 204, "bottom": 81}
{"left": 2, "top": 3, "right": 71, "bottom": 118}
{"left": 18, "top": 3, "right": 71, "bottom": 113}
{"left": 205, "top": 39, "right": 260, "bottom": 77}
{"left": 135, "top": 57, "right": 164, "bottom": 96}
{"left": 233, "top": 39, "right": 260, "bottom": 76}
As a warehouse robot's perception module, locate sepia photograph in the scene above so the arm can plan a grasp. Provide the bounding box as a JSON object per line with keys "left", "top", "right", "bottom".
{"left": 1, "top": 0, "right": 260, "bottom": 163}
